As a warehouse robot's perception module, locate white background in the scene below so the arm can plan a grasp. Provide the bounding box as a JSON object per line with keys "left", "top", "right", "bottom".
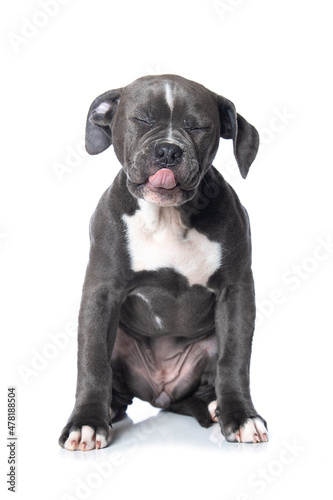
{"left": 1, "top": 0, "right": 332, "bottom": 499}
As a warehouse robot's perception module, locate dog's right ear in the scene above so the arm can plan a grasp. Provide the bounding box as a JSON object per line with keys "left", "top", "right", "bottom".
{"left": 85, "top": 88, "right": 123, "bottom": 155}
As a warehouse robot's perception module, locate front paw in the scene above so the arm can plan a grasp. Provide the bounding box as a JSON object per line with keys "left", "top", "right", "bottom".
{"left": 217, "top": 408, "right": 268, "bottom": 443}
{"left": 60, "top": 425, "right": 110, "bottom": 451}
{"left": 59, "top": 406, "right": 111, "bottom": 451}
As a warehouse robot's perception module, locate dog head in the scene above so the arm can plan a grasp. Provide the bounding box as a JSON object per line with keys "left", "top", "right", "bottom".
{"left": 85, "top": 75, "right": 259, "bottom": 206}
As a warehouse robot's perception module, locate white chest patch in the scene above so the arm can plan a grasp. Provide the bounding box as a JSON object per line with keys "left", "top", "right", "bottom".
{"left": 122, "top": 201, "right": 222, "bottom": 287}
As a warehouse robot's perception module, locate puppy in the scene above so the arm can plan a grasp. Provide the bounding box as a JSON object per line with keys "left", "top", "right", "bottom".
{"left": 59, "top": 74, "right": 268, "bottom": 451}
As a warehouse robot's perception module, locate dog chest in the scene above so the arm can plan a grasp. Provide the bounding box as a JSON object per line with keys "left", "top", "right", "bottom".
{"left": 122, "top": 201, "right": 222, "bottom": 287}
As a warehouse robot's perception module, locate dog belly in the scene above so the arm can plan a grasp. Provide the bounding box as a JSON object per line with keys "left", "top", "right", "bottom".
{"left": 111, "top": 328, "right": 218, "bottom": 408}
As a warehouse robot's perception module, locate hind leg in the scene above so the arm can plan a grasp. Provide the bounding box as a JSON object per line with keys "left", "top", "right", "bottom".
{"left": 110, "top": 402, "right": 128, "bottom": 422}
{"left": 110, "top": 400, "right": 129, "bottom": 422}
{"left": 110, "top": 382, "right": 134, "bottom": 423}
{"left": 166, "top": 386, "right": 217, "bottom": 428}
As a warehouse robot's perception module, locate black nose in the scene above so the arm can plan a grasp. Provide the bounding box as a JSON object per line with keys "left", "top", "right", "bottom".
{"left": 155, "top": 142, "right": 183, "bottom": 166}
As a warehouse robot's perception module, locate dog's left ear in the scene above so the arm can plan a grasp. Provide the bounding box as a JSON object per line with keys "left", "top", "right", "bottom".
{"left": 217, "top": 96, "right": 259, "bottom": 179}
{"left": 85, "top": 88, "right": 123, "bottom": 155}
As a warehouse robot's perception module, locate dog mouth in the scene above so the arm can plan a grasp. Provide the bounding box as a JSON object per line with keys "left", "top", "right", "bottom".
{"left": 127, "top": 166, "right": 200, "bottom": 206}
{"left": 139, "top": 169, "right": 181, "bottom": 205}
{"left": 147, "top": 168, "right": 178, "bottom": 190}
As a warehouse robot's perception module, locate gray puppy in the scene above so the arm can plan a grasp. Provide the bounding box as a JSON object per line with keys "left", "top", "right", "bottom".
{"left": 59, "top": 74, "right": 268, "bottom": 451}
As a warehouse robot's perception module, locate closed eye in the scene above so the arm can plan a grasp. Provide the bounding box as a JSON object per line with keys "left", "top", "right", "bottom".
{"left": 183, "top": 126, "right": 211, "bottom": 133}
{"left": 130, "top": 117, "right": 153, "bottom": 127}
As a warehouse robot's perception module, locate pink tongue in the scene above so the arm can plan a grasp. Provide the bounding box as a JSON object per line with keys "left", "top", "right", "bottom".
{"left": 148, "top": 169, "right": 177, "bottom": 189}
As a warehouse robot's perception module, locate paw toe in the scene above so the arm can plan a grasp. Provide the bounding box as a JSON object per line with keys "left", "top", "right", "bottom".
{"left": 226, "top": 417, "right": 268, "bottom": 444}
{"left": 79, "top": 425, "right": 96, "bottom": 451}
{"left": 63, "top": 425, "right": 108, "bottom": 451}
{"left": 64, "top": 429, "right": 81, "bottom": 450}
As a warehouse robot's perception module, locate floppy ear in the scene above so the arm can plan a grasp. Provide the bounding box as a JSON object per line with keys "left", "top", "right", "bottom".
{"left": 85, "top": 88, "right": 123, "bottom": 155}
{"left": 217, "top": 96, "right": 259, "bottom": 179}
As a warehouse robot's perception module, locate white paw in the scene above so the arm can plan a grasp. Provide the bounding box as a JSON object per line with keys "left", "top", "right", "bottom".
{"left": 64, "top": 425, "right": 108, "bottom": 451}
{"left": 226, "top": 417, "right": 268, "bottom": 443}
{"left": 208, "top": 400, "right": 219, "bottom": 423}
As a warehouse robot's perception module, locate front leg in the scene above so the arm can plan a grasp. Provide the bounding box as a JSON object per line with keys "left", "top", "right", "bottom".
{"left": 59, "top": 284, "right": 119, "bottom": 451}
{"left": 215, "top": 279, "right": 268, "bottom": 443}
